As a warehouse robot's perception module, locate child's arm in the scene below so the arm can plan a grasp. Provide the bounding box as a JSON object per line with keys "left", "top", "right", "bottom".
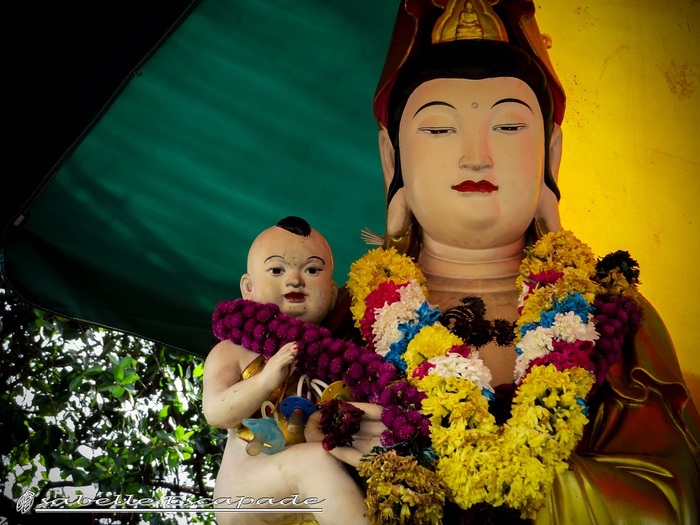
{"left": 202, "top": 339, "right": 298, "bottom": 429}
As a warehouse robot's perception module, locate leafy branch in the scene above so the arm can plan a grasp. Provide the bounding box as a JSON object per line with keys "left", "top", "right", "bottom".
{"left": 1, "top": 280, "right": 226, "bottom": 525}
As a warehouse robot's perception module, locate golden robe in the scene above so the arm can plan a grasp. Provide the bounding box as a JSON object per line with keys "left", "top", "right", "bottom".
{"left": 535, "top": 296, "right": 700, "bottom": 524}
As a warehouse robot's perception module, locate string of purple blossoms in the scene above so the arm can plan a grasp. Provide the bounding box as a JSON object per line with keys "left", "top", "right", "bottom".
{"left": 212, "top": 298, "right": 430, "bottom": 446}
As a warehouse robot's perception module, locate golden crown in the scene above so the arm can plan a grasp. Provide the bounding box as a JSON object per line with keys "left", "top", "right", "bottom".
{"left": 432, "top": 0, "right": 508, "bottom": 43}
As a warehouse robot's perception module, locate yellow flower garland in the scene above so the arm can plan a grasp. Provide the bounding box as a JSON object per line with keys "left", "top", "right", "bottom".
{"left": 347, "top": 246, "right": 428, "bottom": 328}
{"left": 403, "top": 325, "right": 463, "bottom": 375}
{"left": 359, "top": 450, "right": 447, "bottom": 525}
{"left": 349, "top": 230, "right": 640, "bottom": 522}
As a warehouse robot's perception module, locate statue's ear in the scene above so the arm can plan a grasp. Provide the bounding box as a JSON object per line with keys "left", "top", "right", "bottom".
{"left": 240, "top": 273, "right": 254, "bottom": 300}
{"left": 330, "top": 281, "right": 338, "bottom": 310}
{"left": 536, "top": 124, "right": 563, "bottom": 232}
{"left": 549, "top": 123, "right": 563, "bottom": 182}
{"left": 378, "top": 127, "right": 412, "bottom": 238}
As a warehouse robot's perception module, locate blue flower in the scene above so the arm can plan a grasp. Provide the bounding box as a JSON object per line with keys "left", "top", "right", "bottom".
{"left": 539, "top": 309, "right": 557, "bottom": 328}
{"left": 398, "top": 320, "right": 423, "bottom": 342}
{"left": 520, "top": 293, "right": 593, "bottom": 337}
{"left": 560, "top": 293, "right": 592, "bottom": 323}
{"left": 416, "top": 301, "right": 441, "bottom": 326}
{"left": 482, "top": 388, "right": 495, "bottom": 401}
{"left": 519, "top": 321, "right": 539, "bottom": 337}
{"left": 576, "top": 396, "right": 589, "bottom": 416}
{"left": 383, "top": 302, "right": 440, "bottom": 375}
{"left": 385, "top": 347, "right": 407, "bottom": 373}
{"left": 385, "top": 301, "right": 440, "bottom": 380}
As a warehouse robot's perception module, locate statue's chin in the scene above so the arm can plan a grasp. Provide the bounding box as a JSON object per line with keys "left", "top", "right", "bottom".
{"left": 415, "top": 209, "right": 533, "bottom": 249}
{"left": 425, "top": 225, "right": 530, "bottom": 252}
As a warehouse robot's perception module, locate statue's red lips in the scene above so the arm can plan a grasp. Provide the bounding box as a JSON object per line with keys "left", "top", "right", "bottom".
{"left": 284, "top": 292, "right": 306, "bottom": 302}
{"left": 451, "top": 180, "right": 498, "bottom": 193}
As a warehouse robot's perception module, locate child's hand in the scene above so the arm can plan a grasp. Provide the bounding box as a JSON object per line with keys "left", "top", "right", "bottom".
{"left": 259, "top": 341, "right": 297, "bottom": 390}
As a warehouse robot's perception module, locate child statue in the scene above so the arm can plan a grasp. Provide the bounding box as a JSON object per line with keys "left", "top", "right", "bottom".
{"left": 202, "top": 216, "right": 370, "bottom": 525}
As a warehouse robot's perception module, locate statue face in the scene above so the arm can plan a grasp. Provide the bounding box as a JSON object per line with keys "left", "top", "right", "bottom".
{"left": 241, "top": 226, "right": 336, "bottom": 324}
{"left": 398, "top": 77, "right": 546, "bottom": 249}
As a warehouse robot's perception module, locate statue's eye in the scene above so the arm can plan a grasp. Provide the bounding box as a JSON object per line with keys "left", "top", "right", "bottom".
{"left": 266, "top": 267, "right": 285, "bottom": 276}
{"left": 492, "top": 123, "right": 527, "bottom": 132}
{"left": 417, "top": 127, "right": 456, "bottom": 135}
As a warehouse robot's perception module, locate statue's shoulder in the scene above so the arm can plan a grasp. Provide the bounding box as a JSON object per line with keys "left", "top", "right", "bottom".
{"left": 628, "top": 294, "right": 685, "bottom": 384}
{"left": 611, "top": 293, "right": 700, "bottom": 439}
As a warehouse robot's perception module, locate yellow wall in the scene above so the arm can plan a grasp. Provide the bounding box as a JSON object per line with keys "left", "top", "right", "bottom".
{"left": 535, "top": 1, "right": 700, "bottom": 404}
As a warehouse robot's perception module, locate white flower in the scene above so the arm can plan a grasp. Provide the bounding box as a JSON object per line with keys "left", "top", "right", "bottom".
{"left": 372, "top": 280, "right": 427, "bottom": 356}
{"left": 427, "top": 351, "right": 493, "bottom": 393}
{"left": 514, "top": 326, "right": 554, "bottom": 381}
{"left": 551, "top": 312, "right": 599, "bottom": 342}
{"left": 517, "top": 281, "right": 530, "bottom": 310}
{"left": 398, "top": 279, "right": 428, "bottom": 306}
{"left": 372, "top": 304, "right": 417, "bottom": 356}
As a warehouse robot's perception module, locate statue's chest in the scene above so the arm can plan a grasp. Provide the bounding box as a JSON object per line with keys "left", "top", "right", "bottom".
{"left": 427, "top": 288, "right": 519, "bottom": 386}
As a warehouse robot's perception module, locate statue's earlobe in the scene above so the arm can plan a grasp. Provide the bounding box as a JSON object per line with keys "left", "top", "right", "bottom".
{"left": 378, "top": 126, "right": 394, "bottom": 187}
{"left": 549, "top": 123, "right": 563, "bottom": 181}
{"left": 535, "top": 124, "right": 563, "bottom": 233}
{"left": 378, "top": 127, "right": 412, "bottom": 238}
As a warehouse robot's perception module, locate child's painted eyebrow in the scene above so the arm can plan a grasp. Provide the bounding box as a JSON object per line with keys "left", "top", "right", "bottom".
{"left": 264, "top": 255, "right": 326, "bottom": 265}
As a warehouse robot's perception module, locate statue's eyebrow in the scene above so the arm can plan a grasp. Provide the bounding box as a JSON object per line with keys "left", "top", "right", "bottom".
{"left": 491, "top": 98, "right": 532, "bottom": 111}
{"left": 413, "top": 101, "right": 456, "bottom": 118}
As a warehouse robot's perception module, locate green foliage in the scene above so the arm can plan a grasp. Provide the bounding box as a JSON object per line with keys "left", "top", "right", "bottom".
{"left": 1, "top": 282, "right": 227, "bottom": 524}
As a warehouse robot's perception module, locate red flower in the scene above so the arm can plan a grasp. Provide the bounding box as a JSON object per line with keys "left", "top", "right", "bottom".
{"left": 360, "top": 280, "right": 404, "bottom": 347}
{"left": 317, "top": 399, "right": 365, "bottom": 450}
{"left": 530, "top": 270, "right": 565, "bottom": 286}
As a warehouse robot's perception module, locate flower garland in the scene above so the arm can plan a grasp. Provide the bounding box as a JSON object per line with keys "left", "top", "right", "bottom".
{"left": 212, "top": 299, "right": 401, "bottom": 404}
{"left": 212, "top": 299, "right": 430, "bottom": 451}
{"left": 348, "top": 231, "right": 642, "bottom": 522}
{"left": 211, "top": 230, "right": 643, "bottom": 523}
{"left": 358, "top": 450, "right": 446, "bottom": 525}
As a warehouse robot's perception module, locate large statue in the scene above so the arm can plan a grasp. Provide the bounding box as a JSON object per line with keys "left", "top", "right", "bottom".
{"left": 334, "top": 0, "right": 699, "bottom": 523}
{"left": 207, "top": 1, "right": 700, "bottom": 524}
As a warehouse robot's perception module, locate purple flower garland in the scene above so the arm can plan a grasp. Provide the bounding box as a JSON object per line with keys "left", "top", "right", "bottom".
{"left": 212, "top": 298, "right": 429, "bottom": 447}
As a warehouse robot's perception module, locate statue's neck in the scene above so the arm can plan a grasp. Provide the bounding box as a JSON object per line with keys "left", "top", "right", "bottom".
{"left": 418, "top": 234, "right": 526, "bottom": 285}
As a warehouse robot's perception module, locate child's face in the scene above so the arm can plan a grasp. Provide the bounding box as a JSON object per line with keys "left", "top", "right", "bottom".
{"left": 241, "top": 226, "right": 336, "bottom": 325}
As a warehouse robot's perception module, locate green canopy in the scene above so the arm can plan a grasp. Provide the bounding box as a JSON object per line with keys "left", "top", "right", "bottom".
{"left": 2, "top": 0, "right": 400, "bottom": 356}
